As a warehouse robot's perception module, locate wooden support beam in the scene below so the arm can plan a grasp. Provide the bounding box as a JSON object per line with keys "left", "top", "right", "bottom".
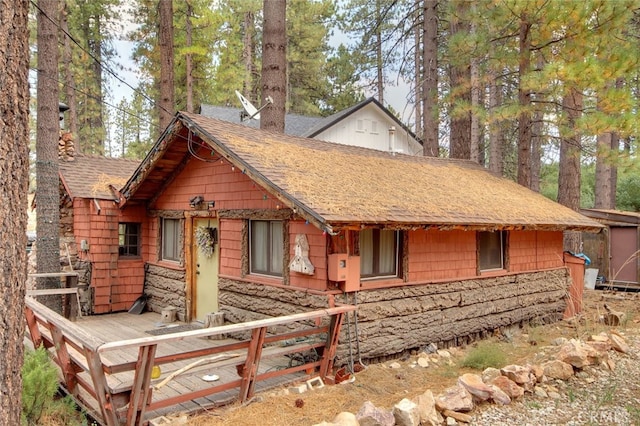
{"left": 127, "top": 345, "right": 157, "bottom": 426}
{"left": 84, "top": 348, "right": 120, "bottom": 426}
{"left": 319, "top": 312, "right": 346, "bottom": 379}
{"left": 239, "top": 327, "right": 266, "bottom": 402}
{"left": 48, "top": 324, "right": 78, "bottom": 396}
{"left": 24, "top": 306, "right": 42, "bottom": 348}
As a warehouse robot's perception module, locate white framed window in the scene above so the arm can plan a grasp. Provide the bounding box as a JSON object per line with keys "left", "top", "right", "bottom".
{"left": 161, "top": 218, "right": 181, "bottom": 262}
{"left": 360, "top": 229, "right": 400, "bottom": 279}
{"left": 478, "top": 231, "right": 507, "bottom": 271}
{"left": 370, "top": 120, "right": 378, "bottom": 134}
{"left": 356, "top": 119, "right": 365, "bottom": 133}
{"left": 249, "top": 220, "right": 284, "bottom": 277}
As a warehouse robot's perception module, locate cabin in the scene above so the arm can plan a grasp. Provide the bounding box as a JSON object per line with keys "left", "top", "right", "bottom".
{"left": 56, "top": 111, "right": 597, "bottom": 364}
{"left": 199, "top": 97, "right": 423, "bottom": 155}
{"left": 58, "top": 154, "right": 141, "bottom": 313}
{"left": 580, "top": 209, "right": 640, "bottom": 288}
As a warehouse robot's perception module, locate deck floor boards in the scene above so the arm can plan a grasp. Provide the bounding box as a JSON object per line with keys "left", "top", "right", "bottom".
{"left": 65, "top": 311, "right": 309, "bottom": 422}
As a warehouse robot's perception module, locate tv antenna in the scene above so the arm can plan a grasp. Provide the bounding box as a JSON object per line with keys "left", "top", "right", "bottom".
{"left": 235, "top": 90, "right": 273, "bottom": 122}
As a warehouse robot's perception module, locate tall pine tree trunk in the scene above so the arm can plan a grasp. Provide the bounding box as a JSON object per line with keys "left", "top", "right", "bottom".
{"left": 375, "top": 0, "right": 384, "bottom": 104}
{"left": 422, "top": 0, "right": 438, "bottom": 157}
{"left": 413, "top": 11, "right": 422, "bottom": 140}
{"left": 185, "top": 1, "right": 194, "bottom": 113}
{"left": 559, "top": 87, "right": 583, "bottom": 252}
{"left": 0, "top": 1, "right": 29, "bottom": 423}
{"left": 488, "top": 74, "right": 504, "bottom": 175}
{"left": 59, "top": 1, "right": 77, "bottom": 139}
{"left": 158, "top": 0, "right": 175, "bottom": 130}
{"left": 517, "top": 15, "right": 532, "bottom": 188}
{"left": 260, "top": 0, "right": 287, "bottom": 133}
{"left": 36, "top": 0, "right": 62, "bottom": 311}
{"left": 448, "top": 0, "right": 471, "bottom": 160}
{"left": 242, "top": 10, "right": 255, "bottom": 99}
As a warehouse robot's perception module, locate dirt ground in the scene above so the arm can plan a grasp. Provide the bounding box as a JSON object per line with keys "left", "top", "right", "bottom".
{"left": 187, "top": 289, "right": 640, "bottom": 426}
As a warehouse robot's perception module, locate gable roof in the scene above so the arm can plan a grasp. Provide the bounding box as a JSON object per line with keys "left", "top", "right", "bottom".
{"left": 120, "top": 112, "right": 602, "bottom": 233}
{"left": 59, "top": 155, "right": 140, "bottom": 200}
{"left": 199, "top": 97, "right": 420, "bottom": 144}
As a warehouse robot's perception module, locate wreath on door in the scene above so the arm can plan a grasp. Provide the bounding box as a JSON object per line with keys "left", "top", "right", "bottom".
{"left": 195, "top": 226, "right": 217, "bottom": 258}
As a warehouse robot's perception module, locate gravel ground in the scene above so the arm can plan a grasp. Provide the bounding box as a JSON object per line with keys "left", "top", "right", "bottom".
{"left": 473, "top": 329, "right": 640, "bottom": 426}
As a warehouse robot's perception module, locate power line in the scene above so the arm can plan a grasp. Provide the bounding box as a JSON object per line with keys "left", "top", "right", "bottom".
{"left": 29, "top": 0, "right": 172, "bottom": 118}
{"left": 29, "top": 68, "right": 158, "bottom": 129}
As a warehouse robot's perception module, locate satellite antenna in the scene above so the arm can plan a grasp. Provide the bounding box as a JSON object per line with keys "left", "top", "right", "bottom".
{"left": 235, "top": 90, "right": 273, "bottom": 122}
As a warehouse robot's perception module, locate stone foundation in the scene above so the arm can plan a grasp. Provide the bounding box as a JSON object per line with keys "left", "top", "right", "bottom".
{"left": 144, "top": 263, "right": 187, "bottom": 321}
{"left": 219, "top": 269, "right": 571, "bottom": 365}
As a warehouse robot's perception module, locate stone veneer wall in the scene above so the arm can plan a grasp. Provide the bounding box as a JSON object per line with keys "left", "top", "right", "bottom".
{"left": 144, "top": 264, "right": 187, "bottom": 321}
{"left": 219, "top": 269, "right": 570, "bottom": 365}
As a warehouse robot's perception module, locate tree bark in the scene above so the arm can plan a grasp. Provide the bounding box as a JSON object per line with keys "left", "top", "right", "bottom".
{"left": 158, "top": 0, "right": 175, "bottom": 130}
{"left": 185, "top": 1, "right": 194, "bottom": 113}
{"left": 517, "top": 15, "right": 532, "bottom": 188}
{"left": 375, "top": 0, "right": 384, "bottom": 105}
{"left": 36, "top": 0, "right": 62, "bottom": 311}
{"left": 559, "top": 87, "right": 583, "bottom": 252}
{"left": 0, "top": 1, "right": 30, "bottom": 424}
{"left": 422, "top": 0, "right": 438, "bottom": 157}
{"left": 260, "top": 0, "right": 287, "bottom": 133}
{"left": 449, "top": 0, "right": 471, "bottom": 160}
{"left": 488, "top": 73, "right": 504, "bottom": 175}
{"left": 59, "top": 1, "right": 78, "bottom": 139}
{"left": 242, "top": 10, "right": 255, "bottom": 99}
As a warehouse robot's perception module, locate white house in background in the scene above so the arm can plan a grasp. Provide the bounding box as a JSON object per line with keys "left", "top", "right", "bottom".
{"left": 199, "top": 97, "right": 423, "bottom": 155}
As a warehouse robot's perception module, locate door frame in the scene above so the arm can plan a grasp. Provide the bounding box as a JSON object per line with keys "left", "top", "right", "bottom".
{"left": 184, "top": 211, "right": 218, "bottom": 322}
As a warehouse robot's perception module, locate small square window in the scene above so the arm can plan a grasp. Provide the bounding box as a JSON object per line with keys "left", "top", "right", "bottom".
{"left": 119, "top": 223, "right": 140, "bottom": 257}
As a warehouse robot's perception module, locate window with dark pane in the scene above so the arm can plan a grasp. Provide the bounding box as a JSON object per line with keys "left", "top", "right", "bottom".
{"left": 118, "top": 223, "right": 140, "bottom": 257}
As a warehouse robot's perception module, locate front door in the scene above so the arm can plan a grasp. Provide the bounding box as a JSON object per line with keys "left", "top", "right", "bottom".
{"left": 193, "top": 218, "right": 219, "bottom": 321}
{"left": 610, "top": 226, "right": 638, "bottom": 283}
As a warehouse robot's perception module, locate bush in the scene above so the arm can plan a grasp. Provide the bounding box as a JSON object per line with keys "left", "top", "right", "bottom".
{"left": 460, "top": 341, "right": 507, "bottom": 370}
{"left": 22, "top": 347, "right": 60, "bottom": 425}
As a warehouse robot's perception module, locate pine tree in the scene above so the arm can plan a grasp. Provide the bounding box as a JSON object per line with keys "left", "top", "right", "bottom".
{"left": 0, "top": 1, "right": 30, "bottom": 423}
{"left": 260, "top": 0, "right": 287, "bottom": 132}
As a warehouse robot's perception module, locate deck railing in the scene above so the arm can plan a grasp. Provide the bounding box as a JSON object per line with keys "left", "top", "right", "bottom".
{"left": 24, "top": 297, "right": 355, "bottom": 426}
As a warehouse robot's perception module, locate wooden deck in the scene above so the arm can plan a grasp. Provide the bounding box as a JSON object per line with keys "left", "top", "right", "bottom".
{"left": 25, "top": 298, "right": 355, "bottom": 426}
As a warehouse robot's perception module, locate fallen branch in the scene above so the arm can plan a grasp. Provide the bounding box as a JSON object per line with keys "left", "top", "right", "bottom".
{"left": 154, "top": 353, "right": 241, "bottom": 390}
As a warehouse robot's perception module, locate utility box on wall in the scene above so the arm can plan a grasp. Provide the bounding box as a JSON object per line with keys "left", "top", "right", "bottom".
{"left": 328, "top": 254, "right": 361, "bottom": 292}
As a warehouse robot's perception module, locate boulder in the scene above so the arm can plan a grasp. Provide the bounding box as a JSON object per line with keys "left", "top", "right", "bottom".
{"left": 481, "top": 367, "right": 502, "bottom": 384}
{"left": 491, "top": 376, "right": 524, "bottom": 399}
{"left": 609, "top": 332, "right": 630, "bottom": 354}
{"left": 332, "top": 412, "right": 359, "bottom": 426}
{"left": 393, "top": 398, "right": 420, "bottom": 426}
{"left": 556, "top": 339, "right": 601, "bottom": 368}
{"left": 487, "top": 384, "right": 511, "bottom": 405}
{"left": 457, "top": 373, "right": 493, "bottom": 401}
{"left": 542, "top": 360, "right": 574, "bottom": 380}
{"left": 528, "top": 364, "right": 544, "bottom": 383}
{"left": 500, "top": 364, "right": 535, "bottom": 391}
{"left": 414, "top": 390, "right": 443, "bottom": 426}
{"left": 356, "top": 401, "right": 394, "bottom": 426}
{"left": 436, "top": 384, "right": 474, "bottom": 412}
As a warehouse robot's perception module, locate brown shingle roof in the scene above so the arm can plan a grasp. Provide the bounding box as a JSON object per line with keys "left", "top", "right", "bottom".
{"left": 123, "top": 112, "right": 603, "bottom": 232}
{"left": 59, "top": 155, "right": 140, "bottom": 200}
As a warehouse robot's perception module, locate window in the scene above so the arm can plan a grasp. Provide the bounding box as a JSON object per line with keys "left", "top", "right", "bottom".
{"left": 360, "top": 229, "right": 400, "bottom": 279}
{"left": 118, "top": 223, "right": 140, "bottom": 257}
{"left": 250, "top": 220, "right": 283, "bottom": 277}
{"left": 478, "top": 231, "right": 507, "bottom": 271}
{"left": 162, "top": 218, "right": 181, "bottom": 262}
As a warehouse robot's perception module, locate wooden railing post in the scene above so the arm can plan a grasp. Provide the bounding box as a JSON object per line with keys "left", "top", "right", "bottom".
{"left": 239, "top": 326, "right": 266, "bottom": 402}
{"left": 24, "top": 306, "right": 43, "bottom": 348}
{"left": 47, "top": 324, "right": 78, "bottom": 396}
{"left": 127, "top": 344, "right": 158, "bottom": 426}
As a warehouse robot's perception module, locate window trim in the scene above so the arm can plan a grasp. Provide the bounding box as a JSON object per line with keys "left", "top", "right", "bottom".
{"left": 161, "top": 217, "right": 182, "bottom": 263}
{"left": 478, "top": 230, "right": 508, "bottom": 272}
{"left": 118, "top": 222, "right": 141, "bottom": 258}
{"left": 359, "top": 229, "right": 401, "bottom": 280}
{"left": 249, "top": 219, "right": 284, "bottom": 278}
